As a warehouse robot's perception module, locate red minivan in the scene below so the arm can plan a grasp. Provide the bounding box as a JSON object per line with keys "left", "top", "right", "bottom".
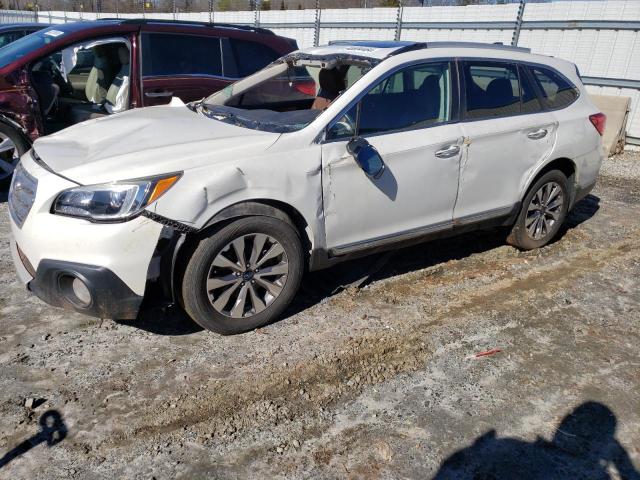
{"left": 0, "top": 19, "right": 298, "bottom": 184}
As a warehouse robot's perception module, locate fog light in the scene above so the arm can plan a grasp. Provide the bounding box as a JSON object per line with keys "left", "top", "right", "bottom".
{"left": 71, "top": 278, "right": 92, "bottom": 307}
{"left": 59, "top": 275, "right": 92, "bottom": 308}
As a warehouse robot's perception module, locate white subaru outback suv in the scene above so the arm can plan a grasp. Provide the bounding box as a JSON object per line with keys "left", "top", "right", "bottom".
{"left": 9, "top": 41, "right": 605, "bottom": 334}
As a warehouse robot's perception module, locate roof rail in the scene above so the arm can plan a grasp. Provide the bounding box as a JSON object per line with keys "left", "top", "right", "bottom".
{"left": 98, "top": 18, "right": 275, "bottom": 35}
{"left": 427, "top": 41, "right": 531, "bottom": 53}
{"left": 388, "top": 41, "right": 531, "bottom": 57}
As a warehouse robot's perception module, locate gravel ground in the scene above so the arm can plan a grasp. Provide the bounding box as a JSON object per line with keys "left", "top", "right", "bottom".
{"left": 0, "top": 152, "right": 639, "bottom": 479}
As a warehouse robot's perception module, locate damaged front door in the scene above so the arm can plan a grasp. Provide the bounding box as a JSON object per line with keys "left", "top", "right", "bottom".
{"left": 322, "top": 61, "right": 463, "bottom": 255}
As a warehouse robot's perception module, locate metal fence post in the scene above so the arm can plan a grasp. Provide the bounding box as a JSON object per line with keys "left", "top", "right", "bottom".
{"left": 254, "top": 0, "right": 260, "bottom": 28}
{"left": 394, "top": 0, "right": 403, "bottom": 42}
{"left": 511, "top": 0, "right": 526, "bottom": 47}
{"left": 313, "top": 0, "right": 321, "bottom": 47}
{"left": 208, "top": 0, "right": 214, "bottom": 23}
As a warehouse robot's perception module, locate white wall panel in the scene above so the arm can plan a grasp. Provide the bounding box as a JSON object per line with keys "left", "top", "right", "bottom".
{"left": 3, "top": 0, "right": 639, "bottom": 141}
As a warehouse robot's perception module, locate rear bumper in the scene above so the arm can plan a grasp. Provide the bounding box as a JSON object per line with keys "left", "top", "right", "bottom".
{"left": 28, "top": 259, "right": 143, "bottom": 320}
{"left": 572, "top": 179, "right": 597, "bottom": 208}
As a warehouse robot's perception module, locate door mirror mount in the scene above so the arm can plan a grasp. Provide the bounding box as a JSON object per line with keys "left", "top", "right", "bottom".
{"left": 347, "top": 136, "right": 385, "bottom": 180}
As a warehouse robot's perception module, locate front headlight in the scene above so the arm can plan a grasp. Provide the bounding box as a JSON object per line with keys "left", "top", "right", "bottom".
{"left": 52, "top": 173, "right": 181, "bottom": 222}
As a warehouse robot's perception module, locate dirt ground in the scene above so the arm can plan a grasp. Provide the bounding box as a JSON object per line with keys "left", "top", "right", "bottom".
{"left": 1, "top": 152, "right": 639, "bottom": 479}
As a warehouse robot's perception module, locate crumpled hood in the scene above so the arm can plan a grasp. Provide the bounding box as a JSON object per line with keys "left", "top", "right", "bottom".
{"left": 33, "top": 100, "right": 280, "bottom": 185}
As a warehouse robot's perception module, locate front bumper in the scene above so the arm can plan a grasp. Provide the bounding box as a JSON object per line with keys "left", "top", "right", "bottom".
{"left": 8, "top": 153, "right": 164, "bottom": 319}
{"left": 28, "top": 259, "right": 144, "bottom": 319}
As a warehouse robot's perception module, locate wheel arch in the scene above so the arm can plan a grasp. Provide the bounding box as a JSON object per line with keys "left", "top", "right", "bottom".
{"left": 199, "top": 199, "right": 313, "bottom": 257}
{"left": 523, "top": 157, "right": 578, "bottom": 208}
{"left": 168, "top": 199, "right": 314, "bottom": 305}
{"left": 0, "top": 115, "right": 31, "bottom": 148}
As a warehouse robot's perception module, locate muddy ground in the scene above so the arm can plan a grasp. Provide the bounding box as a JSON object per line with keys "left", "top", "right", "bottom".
{"left": 0, "top": 153, "right": 639, "bottom": 479}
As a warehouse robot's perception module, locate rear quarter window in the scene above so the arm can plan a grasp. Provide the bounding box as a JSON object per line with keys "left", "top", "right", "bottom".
{"left": 141, "top": 32, "right": 222, "bottom": 77}
{"left": 223, "top": 38, "right": 280, "bottom": 78}
{"left": 528, "top": 65, "right": 579, "bottom": 110}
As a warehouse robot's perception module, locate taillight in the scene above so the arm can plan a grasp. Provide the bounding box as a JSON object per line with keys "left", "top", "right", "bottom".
{"left": 293, "top": 80, "right": 316, "bottom": 97}
{"left": 589, "top": 112, "right": 606, "bottom": 136}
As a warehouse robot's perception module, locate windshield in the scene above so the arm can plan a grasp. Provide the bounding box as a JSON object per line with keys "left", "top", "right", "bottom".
{"left": 0, "top": 28, "right": 65, "bottom": 68}
{"left": 201, "top": 59, "right": 368, "bottom": 133}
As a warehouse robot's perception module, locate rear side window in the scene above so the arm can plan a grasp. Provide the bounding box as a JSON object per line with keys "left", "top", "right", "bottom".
{"left": 141, "top": 33, "right": 221, "bottom": 77}
{"left": 463, "top": 61, "right": 521, "bottom": 120}
{"left": 529, "top": 65, "right": 579, "bottom": 110}
{"left": 223, "top": 38, "right": 280, "bottom": 78}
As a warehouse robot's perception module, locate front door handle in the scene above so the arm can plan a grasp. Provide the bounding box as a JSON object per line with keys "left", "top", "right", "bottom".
{"left": 145, "top": 90, "right": 174, "bottom": 98}
{"left": 435, "top": 145, "right": 461, "bottom": 159}
{"left": 527, "top": 128, "right": 548, "bottom": 140}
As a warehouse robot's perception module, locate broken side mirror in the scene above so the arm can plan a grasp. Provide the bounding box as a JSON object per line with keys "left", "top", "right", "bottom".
{"left": 347, "top": 137, "right": 385, "bottom": 179}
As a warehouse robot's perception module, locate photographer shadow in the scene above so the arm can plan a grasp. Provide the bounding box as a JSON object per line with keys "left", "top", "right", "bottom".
{"left": 0, "top": 410, "right": 67, "bottom": 469}
{"left": 433, "top": 401, "right": 639, "bottom": 480}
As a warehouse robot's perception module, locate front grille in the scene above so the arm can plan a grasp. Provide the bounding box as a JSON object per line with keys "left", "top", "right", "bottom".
{"left": 8, "top": 162, "right": 38, "bottom": 229}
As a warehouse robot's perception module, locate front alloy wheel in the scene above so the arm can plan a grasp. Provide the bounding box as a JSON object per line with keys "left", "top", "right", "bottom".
{"left": 206, "top": 233, "right": 289, "bottom": 318}
{"left": 182, "top": 216, "right": 304, "bottom": 334}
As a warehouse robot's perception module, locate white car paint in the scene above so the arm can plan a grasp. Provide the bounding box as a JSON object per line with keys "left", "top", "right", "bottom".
{"left": 8, "top": 41, "right": 604, "bottom": 320}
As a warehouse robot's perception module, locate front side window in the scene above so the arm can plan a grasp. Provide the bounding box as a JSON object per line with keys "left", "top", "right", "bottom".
{"left": 529, "top": 65, "right": 579, "bottom": 110}
{"left": 141, "top": 33, "right": 222, "bottom": 77}
{"left": 329, "top": 61, "right": 452, "bottom": 139}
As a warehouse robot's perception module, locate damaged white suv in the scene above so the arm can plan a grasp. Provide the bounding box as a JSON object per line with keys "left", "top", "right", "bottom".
{"left": 9, "top": 41, "right": 605, "bottom": 334}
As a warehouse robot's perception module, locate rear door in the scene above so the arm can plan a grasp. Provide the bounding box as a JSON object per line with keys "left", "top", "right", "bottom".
{"left": 454, "top": 60, "right": 557, "bottom": 220}
{"left": 140, "top": 31, "right": 228, "bottom": 106}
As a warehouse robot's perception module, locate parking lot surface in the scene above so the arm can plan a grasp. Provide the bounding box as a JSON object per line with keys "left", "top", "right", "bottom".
{"left": 1, "top": 153, "right": 639, "bottom": 479}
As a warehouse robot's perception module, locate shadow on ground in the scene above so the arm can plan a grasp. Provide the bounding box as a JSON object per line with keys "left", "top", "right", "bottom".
{"left": 121, "top": 195, "right": 599, "bottom": 336}
{"left": 0, "top": 410, "right": 67, "bottom": 470}
{"left": 432, "top": 401, "right": 640, "bottom": 479}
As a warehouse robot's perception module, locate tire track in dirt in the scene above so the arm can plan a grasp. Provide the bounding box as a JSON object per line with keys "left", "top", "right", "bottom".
{"left": 100, "top": 229, "right": 640, "bottom": 453}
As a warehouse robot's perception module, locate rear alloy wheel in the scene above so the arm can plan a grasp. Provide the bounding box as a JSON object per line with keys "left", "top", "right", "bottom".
{"left": 507, "top": 170, "right": 569, "bottom": 250}
{"left": 181, "top": 216, "right": 304, "bottom": 334}
{"left": 0, "top": 129, "right": 26, "bottom": 187}
{"left": 525, "top": 181, "right": 564, "bottom": 241}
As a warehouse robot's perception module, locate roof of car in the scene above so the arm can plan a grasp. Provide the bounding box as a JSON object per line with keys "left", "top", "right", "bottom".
{"left": 308, "top": 40, "right": 531, "bottom": 61}
{"left": 0, "top": 23, "right": 46, "bottom": 32}
{"left": 98, "top": 18, "right": 275, "bottom": 35}
{"left": 27, "top": 19, "right": 276, "bottom": 37}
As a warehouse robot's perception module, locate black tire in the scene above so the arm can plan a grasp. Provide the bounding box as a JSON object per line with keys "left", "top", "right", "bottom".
{"left": 0, "top": 123, "right": 29, "bottom": 188}
{"left": 181, "top": 216, "right": 304, "bottom": 335}
{"left": 507, "top": 170, "right": 570, "bottom": 250}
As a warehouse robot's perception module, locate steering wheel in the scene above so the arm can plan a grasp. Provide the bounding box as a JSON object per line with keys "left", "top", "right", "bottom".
{"left": 333, "top": 110, "right": 356, "bottom": 138}
{"left": 36, "top": 57, "right": 72, "bottom": 94}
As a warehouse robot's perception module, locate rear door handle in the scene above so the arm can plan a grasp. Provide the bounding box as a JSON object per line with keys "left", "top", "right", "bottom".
{"left": 527, "top": 129, "right": 548, "bottom": 140}
{"left": 145, "top": 90, "right": 174, "bottom": 98}
{"left": 435, "top": 145, "right": 461, "bottom": 159}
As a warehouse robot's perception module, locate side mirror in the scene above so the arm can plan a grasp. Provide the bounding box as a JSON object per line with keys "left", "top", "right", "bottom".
{"left": 347, "top": 137, "right": 385, "bottom": 179}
